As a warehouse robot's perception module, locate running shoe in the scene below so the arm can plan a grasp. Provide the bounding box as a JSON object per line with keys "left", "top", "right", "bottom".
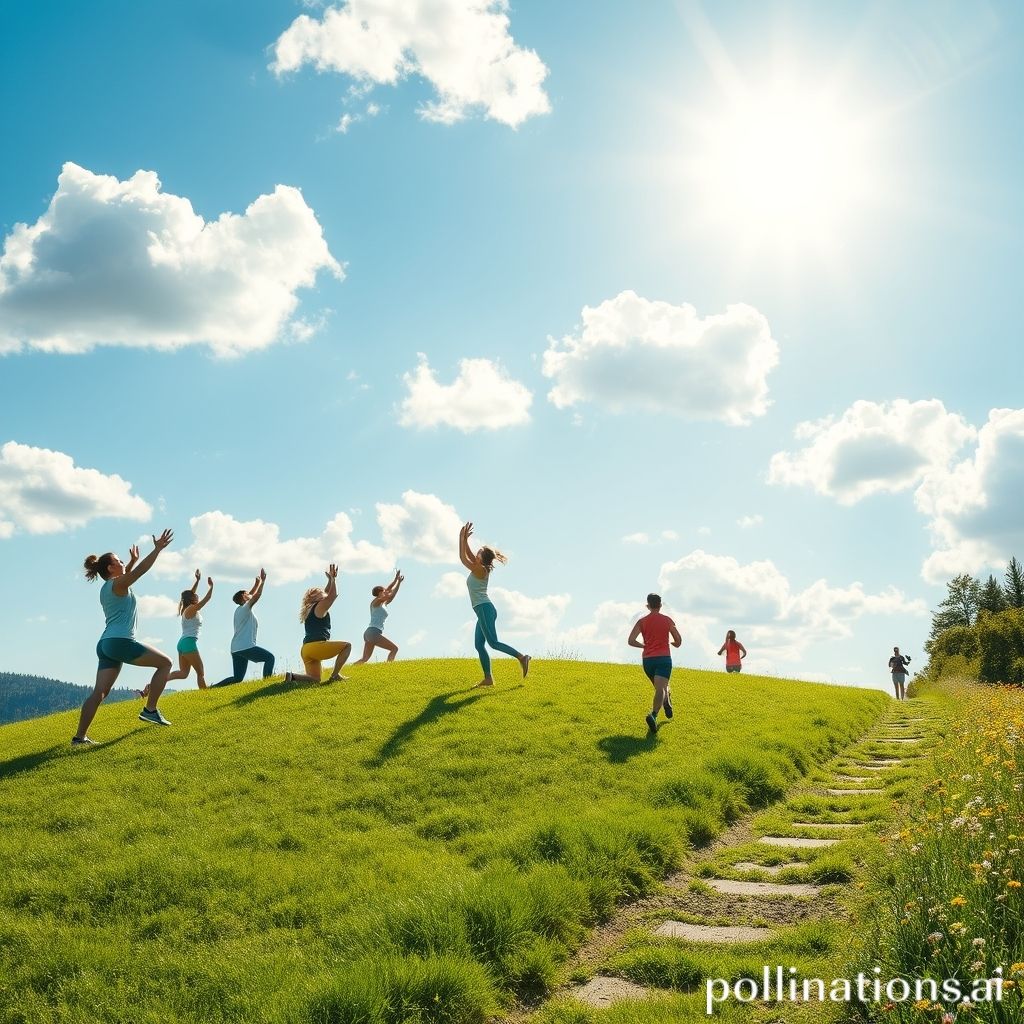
{"left": 645, "top": 712, "right": 658, "bottom": 734}
{"left": 71, "top": 736, "right": 97, "bottom": 746}
{"left": 139, "top": 708, "right": 172, "bottom": 726}
{"left": 663, "top": 693, "right": 673, "bottom": 719}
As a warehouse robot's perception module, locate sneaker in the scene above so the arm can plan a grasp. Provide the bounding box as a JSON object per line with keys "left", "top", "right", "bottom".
{"left": 71, "top": 736, "right": 96, "bottom": 746}
{"left": 139, "top": 707, "right": 172, "bottom": 726}
{"left": 663, "top": 693, "right": 673, "bottom": 719}
{"left": 645, "top": 712, "right": 658, "bottom": 734}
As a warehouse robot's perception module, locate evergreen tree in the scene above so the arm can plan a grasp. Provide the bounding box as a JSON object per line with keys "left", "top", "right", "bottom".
{"left": 929, "top": 573, "right": 981, "bottom": 643}
{"left": 979, "top": 574, "right": 1008, "bottom": 615}
{"left": 1004, "top": 556, "right": 1024, "bottom": 609}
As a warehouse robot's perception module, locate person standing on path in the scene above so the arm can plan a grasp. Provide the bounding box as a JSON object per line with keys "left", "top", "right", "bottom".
{"left": 627, "top": 593, "right": 682, "bottom": 734}
{"left": 888, "top": 646, "right": 911, "bottom": 700}
{"left": 164, "top": 570, "right": 214, "bottom": 690}
{"left": 352, "top": 570, "right": 404, "bottom": 665}
{"left": 717, "top": 630, "right": 747, "bottom": 673}
{"left": 213, "top": 569, "right": 275, "bottom": 687}
{"left": 458, "top": 522, "right": 531, "bottom": 687}
{"left": 74, "top": 530, "right": 176, "bottom": 744}
{"left": 285, "top": 564, "right": 352, "bottom": 684}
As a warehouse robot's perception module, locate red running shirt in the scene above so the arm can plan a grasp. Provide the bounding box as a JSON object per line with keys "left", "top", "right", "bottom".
{"left": 724, "top": 638, "right": 743, "bottom": 667}
{"left": 639, "top": 612, "right": 675, "bottom": 658}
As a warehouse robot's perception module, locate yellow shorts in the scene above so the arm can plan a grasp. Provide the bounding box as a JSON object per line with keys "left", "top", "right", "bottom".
{"left": 300, "top": 640, "right": 350, "bottom": 664}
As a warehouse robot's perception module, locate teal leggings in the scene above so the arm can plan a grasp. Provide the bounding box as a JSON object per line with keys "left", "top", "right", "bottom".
{"left": 473, "top": 602, "right": 521, "bottom": 675}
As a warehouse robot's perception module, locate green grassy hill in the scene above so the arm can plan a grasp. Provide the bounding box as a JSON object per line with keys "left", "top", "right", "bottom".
{"left": 0, "top": 659, "right": 887, "bottom": 1024}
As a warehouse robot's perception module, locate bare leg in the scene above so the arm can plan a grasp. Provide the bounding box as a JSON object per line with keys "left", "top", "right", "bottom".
{"left": 376, "top": 635, "right": 399, "bottom": 663}
{"left": 193, "top": 651, "right": 207, "bottom": 690}
{"left": 75, "top": 665, "right": 121, "bottom": 739}
{"left": 166, "top": 652, "right": 191, "bottom": 682}
{"left": 352, "top": 639, "right": 375, "bottom": 666}
{"left": 132, "top": 649, "right": 173, "bottom": 712}
{"left": 651, "top": 676, "right": 668, "bottom": 716}
{"left": 327, "top": 642, "right": 352, "bottom": 681}
{"left": 288, "top": 659, "right": 322, "bottom": 684}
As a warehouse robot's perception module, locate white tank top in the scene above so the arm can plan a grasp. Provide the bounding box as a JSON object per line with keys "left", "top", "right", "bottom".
{"left": 466, "top": 571, "right": 490, "bottom": 607}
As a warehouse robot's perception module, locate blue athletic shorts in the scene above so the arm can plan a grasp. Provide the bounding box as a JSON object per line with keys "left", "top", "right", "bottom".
{"left": 363, "top": 627, "right": 383, "bottom": 643}
{"left": 642, "top": 656, "right": 672, "bottom": 682}
{"left": 726, "top": 664, "right": 742, "bottom": 673}
{"left": 96, "top": 637, "right": 148, "bottom": 670}
{"left": 177, "top": 636, "right": 199, "bottom": 655}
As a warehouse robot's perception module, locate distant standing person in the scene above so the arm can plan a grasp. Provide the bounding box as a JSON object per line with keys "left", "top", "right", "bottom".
{"left": 718, "top": 630, "right": 747, "bottom": 673}
{"left": 627, "top": 593, "right": 681, "bottom": 734}
{"left": 352, "top": 570, "right": 404, "bottom": 665}
{"left": 459, "top": 522, "right": 531, "bottom": 687}
{"left": 164, "top": 569, "right": 214, "bottom": 690}
{"left": 73, "top": 530, "right": 176, "bottom": 745}
{"left": 888, "top": 646, "right": 911, "bottom": 700}
{"left": 213, "top": 569, "right": 275, "bottom": 687}
{"left": 286, "top": 564, "right": 352, "bottom": 684}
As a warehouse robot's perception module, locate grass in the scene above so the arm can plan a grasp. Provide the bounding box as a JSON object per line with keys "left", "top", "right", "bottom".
{"left": 0, "top": 659, "right": 886, "bottom": 1023}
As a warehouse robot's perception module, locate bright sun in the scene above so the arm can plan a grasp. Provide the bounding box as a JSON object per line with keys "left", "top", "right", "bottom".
{"left": 686, "top": 79, "right": 879, "bottom": 258}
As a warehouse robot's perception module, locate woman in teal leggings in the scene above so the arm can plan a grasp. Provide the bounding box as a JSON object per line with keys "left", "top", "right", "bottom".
{"left": 458, "top": 522, "right": 531, "bottom": 687}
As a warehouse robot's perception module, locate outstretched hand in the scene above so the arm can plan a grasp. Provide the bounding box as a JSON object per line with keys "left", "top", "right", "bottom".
{"left": 326, "top": 563, "right": 339, "bottom": 581}
{"left": 259, "top": 568, "right": 266, "bottom": 583}
{"left": 153, "top": 529, "right": 174, "bottom": 551}
{"left": 194, "top": 568, "right": 201, "bottom": 583}
{"left": 207, "top": 576, "right": 214, "bottom": 587}
{"left": 128, "top": 544, "right": 140, "bottom": 562}
{"left": 464, "top": 522, "right": 474, "bottom": 540}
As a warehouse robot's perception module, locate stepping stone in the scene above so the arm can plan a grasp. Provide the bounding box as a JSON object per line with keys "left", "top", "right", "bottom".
{"left": 731, "top": 861, "right": 803, "bottom": 875}
{"left": 834, "top": 776, "right": 873, "bottom": 782}
{"left": 570, "top": 976, "right": 652, "bottom": 1007}
{"left": 856, "top": 763, "right": 902, "bottom": 770}
{"left": 881, "top": 738, "right": 923, "bottom": 743}
{"left": 827, "top": 788, "right": 884, "bottom": 795}
{"left": 760, "top": 836, "right": 838, "bottom": 848}
{"left": 655, "top": 921, "right": 772, "bottom": 943}
{"left": 791, "top": 821, "right": 861, "bottom": 830}
{"left": 705, "top": 878, "right": 822, "bottom": 897}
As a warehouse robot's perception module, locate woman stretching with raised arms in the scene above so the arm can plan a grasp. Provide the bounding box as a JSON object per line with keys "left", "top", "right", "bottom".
{"left": 285, "top": 564, "right": 352, "bottom": 684}
{"left": 459, "top": 522, "right": 530, "bottom": 687}
{"left": 352, "top": 570, "right": 404, "bottom": 665}
{"left": 166, "top": 569, "right": 214, "bottom": 689}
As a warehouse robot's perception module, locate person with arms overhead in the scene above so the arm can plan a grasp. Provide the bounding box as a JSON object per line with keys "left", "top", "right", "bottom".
{"left": 286, "top": 564, "right": 352, "bottom": 684}
{"left": 352, "top": 570, "right": 405, "bottom": 665}
{"left": 213, "top": 569, "right": 275, "bottom": 687}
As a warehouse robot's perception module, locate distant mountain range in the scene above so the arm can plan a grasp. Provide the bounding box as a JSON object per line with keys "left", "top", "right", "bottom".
{"left": 0, "top": 672, "right": 139, "bottom": 726}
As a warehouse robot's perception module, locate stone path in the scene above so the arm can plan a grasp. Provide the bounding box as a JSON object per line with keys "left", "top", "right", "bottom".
{"left": 548, "top": 705, "right": 937, "bottom": 1012}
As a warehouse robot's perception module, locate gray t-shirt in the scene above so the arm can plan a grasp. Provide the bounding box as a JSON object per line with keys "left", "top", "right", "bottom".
{"left": 231, "top": 603, "right": 257, "bottom": 652}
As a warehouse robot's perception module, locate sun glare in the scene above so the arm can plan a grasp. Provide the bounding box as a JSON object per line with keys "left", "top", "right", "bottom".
{"left": 687, "top": 80, "right": 879, "bottom": 258}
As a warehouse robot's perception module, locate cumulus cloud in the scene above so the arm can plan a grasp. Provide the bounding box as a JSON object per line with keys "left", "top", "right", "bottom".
{"left": 398, "top": 355, "right": 532, "bottom": 431}
{"left": 0, "top": 162, "right": 341, "bottom": 356}
{"left": 0, "top": 441, "right": 151, "bottom": 536}
{"left": 768, "top": 399, "right": 975, "bottom": 505}
{"left": 136, "top": 595, "right": 180, "bottom": 619}
{"left": 657, "top": 549, "right": 926, "bottom": 660}
{"left": 737, "top": 514, "right": 763, "bottom": 529}
{"left": 542, "top": 291, "right": 779, "bottom": 425}
{"left": 622, "top": 529, "right": 680, "bottom": 545}
{"left": 377, "top": 490, "right": 463, "bottom": 563}
{"left": 917, "top": 408, "right": 1024, "bottom": 582}
{"left": 271, "top": 0, "right": 550, "bottom": 128}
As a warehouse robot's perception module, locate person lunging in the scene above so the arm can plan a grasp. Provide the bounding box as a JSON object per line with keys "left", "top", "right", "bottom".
{"left": 352, "top": 570, "right": 404, "bottom": 665}
{"left": 286, "top": 564, "right": 351, "bottom": 684}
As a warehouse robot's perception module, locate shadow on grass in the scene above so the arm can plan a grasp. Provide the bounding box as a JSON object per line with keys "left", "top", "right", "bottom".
{"left": 229, "top": 678, "right": 298, "bottom": 708}
{"left": 597, "top": 731, "right": 661, "bottom": 763}
{"left": 0, "top": 731, "right": 141, "bottom": 781}
{"left": 369, "top": 689, "right": 484, "bottom": 765}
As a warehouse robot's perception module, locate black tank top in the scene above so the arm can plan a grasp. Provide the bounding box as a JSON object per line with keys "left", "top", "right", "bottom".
{"left": 304, "top": 606, "right": 331, "bottom": 643}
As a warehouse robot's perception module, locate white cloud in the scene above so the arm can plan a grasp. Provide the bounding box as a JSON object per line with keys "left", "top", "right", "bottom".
{"left": 434, "top": 571, "right": 466, "bottom": 598}
{"left": 542, "top": 291, "right": 779, "bottom": 425}
{"left": 0, "top": 441, "right": 151, "bottom": 536}
{"left": 622, "top": 532, "right": 650, "bottom": 545}
{"left": 136, "top": 595, "right": 180, "bottom": 619}
{"left": 768, "top": 399, "right": 975, "bottom": 505}
{"left": 406, "top": 629, "right": 426, "bottom": 646}
{"left": 737, "top": 514, "right": 763, "bottom": 529}
{"left": 657, "top": 549, "right": 927, "bottom": 660}
{"left": 0, "top": 163, "right": 341, "bottom": 357}
{"left": 271, "top": 0, "right": 550, "bottom": 128}
{"left": 917, "top": 408, "right": 1024, "bottom": 582}
{"left": 376, "top": 490, "right": 463, "bottom": 563}
{"left": 432, "top": 570, "right": 569, "bottom": 637}
{"left": 398, "top": 355, "right": 532, "bottom": 431}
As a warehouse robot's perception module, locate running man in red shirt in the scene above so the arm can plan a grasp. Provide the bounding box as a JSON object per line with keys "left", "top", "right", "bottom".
{"left": 627, "top": 593, "right": 682, "bottom": 734}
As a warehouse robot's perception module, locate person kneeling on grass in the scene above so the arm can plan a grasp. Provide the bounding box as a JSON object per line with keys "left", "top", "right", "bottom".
{"left": 627, "top": 593, "right": 681, "bottom": 735}
{"left": 285, "top": 564, "right": 351, "bottom": 684}
{"left": 213, "top": 569, "right": 275, "bottom": 687}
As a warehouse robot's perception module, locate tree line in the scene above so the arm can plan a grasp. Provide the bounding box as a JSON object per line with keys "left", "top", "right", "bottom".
{"left": 925, "top": 557, "right": 1024, "bottom": 684}
{"left": 0, "top": 672, "right": 137, "bottom": 726}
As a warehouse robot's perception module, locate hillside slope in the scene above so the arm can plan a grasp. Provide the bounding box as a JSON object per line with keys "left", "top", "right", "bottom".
{"left": 0, "top": 671, "right": 136, "bottom": 726}
{"left": 0, "top": 659, "right": 888, "bottom": 1024}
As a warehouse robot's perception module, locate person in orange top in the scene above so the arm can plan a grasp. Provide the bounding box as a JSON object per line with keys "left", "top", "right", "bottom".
{"left": 627, "top": 593, "right": 682, "bottom": 734}
{"left": 718, "top": 630, "right": 747, "bottom": 673}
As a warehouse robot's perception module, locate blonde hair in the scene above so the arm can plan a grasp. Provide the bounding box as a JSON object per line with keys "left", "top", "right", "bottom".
{"left": 480, "top": 546, "right": 507, "bottom": 572}
{"left": 300, "top": 588, "right": 324, "bottom": 621}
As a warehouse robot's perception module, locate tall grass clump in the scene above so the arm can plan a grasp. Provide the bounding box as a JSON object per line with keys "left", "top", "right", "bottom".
{"left": 855, "top": 683, "right": 1024, "bottom": 1023}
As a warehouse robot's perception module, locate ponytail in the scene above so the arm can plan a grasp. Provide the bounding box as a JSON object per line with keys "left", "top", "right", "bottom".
{"left": 84, "top": 552, "right": 116, "bottom": 582}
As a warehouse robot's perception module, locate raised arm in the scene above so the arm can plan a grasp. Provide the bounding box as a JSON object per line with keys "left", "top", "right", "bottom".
{"left": 384, "top": 571, "right": 404, "bottom": 604}
{"left": 114, "top": 529, "right": 173, "bottom": 595}
{"left": 125, "top": 544, "right": 140, "bottom": 574}
{"left": 459, "top": 522, "right": 480, "bottom": 571}
{"left": 315, "top": 564, "right": 339, "bottom": 616}
{"left": 627, "top": 620, "right": 645, "bottom": 649}
{"left": 195, "top": 577, "right": 215, "bottom": 612}
{"left": 187, "top": 568, "right": 201, "bottom": 599}
{"left": 248, "top": 568, "right": 267, "bottom": 607}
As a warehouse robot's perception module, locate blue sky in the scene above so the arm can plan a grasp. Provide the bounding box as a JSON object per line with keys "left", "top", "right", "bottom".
{"left": 1, "top": 0, "right": 1022, "bottom": 694}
